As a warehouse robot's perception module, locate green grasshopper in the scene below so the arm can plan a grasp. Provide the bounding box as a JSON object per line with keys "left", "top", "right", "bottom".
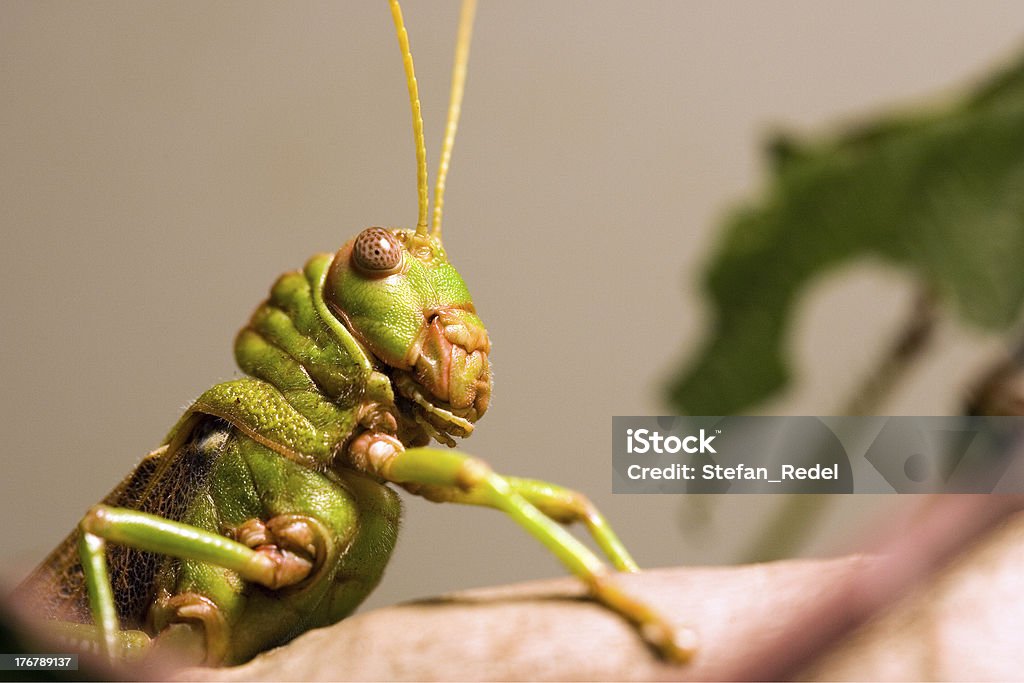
{"left": 16, "top": 0, "right": 690, "bottom": 667}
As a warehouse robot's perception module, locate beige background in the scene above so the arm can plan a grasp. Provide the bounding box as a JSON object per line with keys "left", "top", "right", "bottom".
{"left": 1, "top": 2, "right": 1021, "bottom": 614}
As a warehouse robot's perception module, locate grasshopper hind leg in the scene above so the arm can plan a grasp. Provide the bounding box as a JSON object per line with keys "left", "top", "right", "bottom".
{"left": 43, "top": 621, "right": 153, "bottom": 663}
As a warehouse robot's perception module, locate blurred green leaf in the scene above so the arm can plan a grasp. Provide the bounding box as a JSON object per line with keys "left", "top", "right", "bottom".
{"left": 668, "top": 51, "right": 1024, "bottom": 415}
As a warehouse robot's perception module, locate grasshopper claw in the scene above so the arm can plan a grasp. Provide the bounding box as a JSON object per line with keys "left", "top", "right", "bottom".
{"left": 590, "top": 572, "right": 696, "bottom": 663}
{"left": 646, "top": 623, "right": 697, "bottom": 664}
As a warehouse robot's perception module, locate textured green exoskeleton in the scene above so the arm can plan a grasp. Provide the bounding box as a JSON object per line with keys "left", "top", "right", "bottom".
{"left": 16, "top": 0, "right": 692, "bottom": 667}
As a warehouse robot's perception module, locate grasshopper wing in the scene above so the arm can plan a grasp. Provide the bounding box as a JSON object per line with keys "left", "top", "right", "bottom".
{"left": 17, "top": 415, "right": 231, "bottom": 630}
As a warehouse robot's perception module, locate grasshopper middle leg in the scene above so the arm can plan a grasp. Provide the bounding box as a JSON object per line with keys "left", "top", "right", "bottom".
{"left": 407, "top": 475, "right": 638, "bottom": 572}
{"left": 76, "top": 506, "right": 321, "bottom": 662}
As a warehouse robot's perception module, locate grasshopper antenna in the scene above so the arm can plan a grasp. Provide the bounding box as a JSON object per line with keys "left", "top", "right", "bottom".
{"left": 432, "top": 0, "right": 477, "bottom": 240}
{"left": 389, "top": 0, "right": 430, "bottom": 237}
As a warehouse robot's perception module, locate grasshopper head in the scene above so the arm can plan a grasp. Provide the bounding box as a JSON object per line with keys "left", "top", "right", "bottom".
{"left": 329, "top": 0, "right": 487, "bottom": 443}
{"left": 325, "top": 227, "right": 492, "bottom": 436}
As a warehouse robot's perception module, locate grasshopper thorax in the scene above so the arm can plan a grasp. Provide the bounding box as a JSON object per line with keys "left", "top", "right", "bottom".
{"left": 325, "top": 227, "right": 492, "bottom": 442}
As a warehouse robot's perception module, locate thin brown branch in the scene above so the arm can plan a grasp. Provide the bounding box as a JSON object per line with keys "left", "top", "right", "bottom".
{"left": 842, "top": 284, "right": 939, "bottom": 416}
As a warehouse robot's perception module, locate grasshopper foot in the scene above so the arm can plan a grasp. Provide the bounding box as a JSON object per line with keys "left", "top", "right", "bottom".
{"left": 232, "top": 514, "right": 328, "bottom": 589}
{"left": 151, "top": 592, "right": 227, "bottom": 666}
{"left": 644, "top": 622, "right": 697, "bottom": 664}
{"left": 590, "top": 572, "right": 697, "bottom": 663}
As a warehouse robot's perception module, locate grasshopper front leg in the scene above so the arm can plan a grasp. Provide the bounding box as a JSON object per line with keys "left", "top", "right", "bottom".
{"left": 405, "top": 475, "right": 639, "bottom": 572}
{"left": 348, "top": 434, "right": 695, "bottom": 662}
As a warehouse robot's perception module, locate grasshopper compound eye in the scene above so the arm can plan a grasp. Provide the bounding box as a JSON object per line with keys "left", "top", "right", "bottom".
{"left": 353, "top": 227, "right": 403, "bottom": 274}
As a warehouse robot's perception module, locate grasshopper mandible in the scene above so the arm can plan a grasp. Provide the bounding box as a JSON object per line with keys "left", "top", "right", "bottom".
{"left": 16, "top": 0, "right": 691, "bottom": 667}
